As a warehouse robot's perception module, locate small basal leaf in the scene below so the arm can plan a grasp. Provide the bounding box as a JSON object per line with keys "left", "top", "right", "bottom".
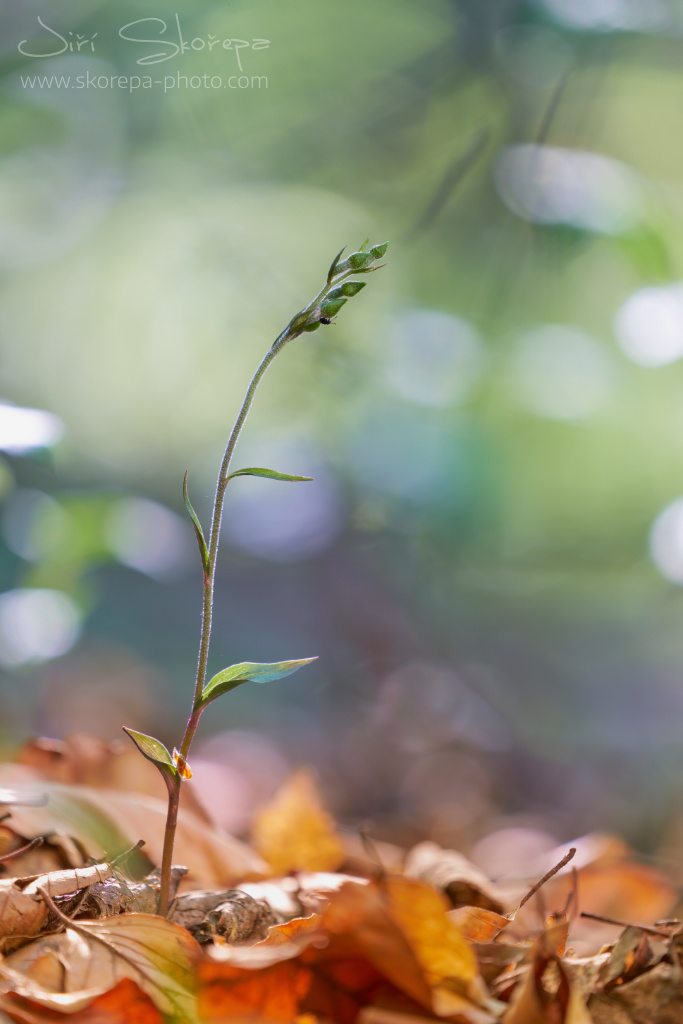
{"left": 195, "top": 658, "right": 317, "bottom": 712}
{"left": 226, "top": 467, "right": 313, "bottom": 483}
{"left": 183, "top": 472, "right": 209, "bottom": 575}
{"left": 123, "top": 728, "right": 178, "bottom": 787}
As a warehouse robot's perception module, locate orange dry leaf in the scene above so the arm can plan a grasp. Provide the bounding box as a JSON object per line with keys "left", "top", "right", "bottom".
{"left": 384, "top": 876, "right": 478, "bottom": 990}
{"left": 449, "top": 906, "right": 510, "bottom": 943}
{"left": 252, "top": 770, "right": 345, "bottom": 875}
{"left": 0, "top": 978, "right": 162, "bottom": 1023}
{"left": 199, "top": 958, "right": 312, "bottom": 1023}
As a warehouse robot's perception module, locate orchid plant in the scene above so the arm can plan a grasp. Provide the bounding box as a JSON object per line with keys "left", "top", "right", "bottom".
{"left": 122, "top": 240, "right": 388, "bottom": 914}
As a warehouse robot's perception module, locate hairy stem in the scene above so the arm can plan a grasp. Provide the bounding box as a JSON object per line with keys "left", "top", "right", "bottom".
{"left": 154, "top": 243, "right": 385, "bottom": 909}
{"left": 157, "top": 273, "right": 341, "bottom": 914}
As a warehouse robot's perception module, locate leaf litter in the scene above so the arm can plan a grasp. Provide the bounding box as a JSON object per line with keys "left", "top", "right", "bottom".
{"left": 0, "top": 743, "right": 679, "bottom": 1022}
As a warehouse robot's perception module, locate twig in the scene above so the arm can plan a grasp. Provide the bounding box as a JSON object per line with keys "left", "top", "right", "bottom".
{"left": 514, "top": 847, "right": 576, "bottom": 915}
{"left": 0, "top": 837, "right": 43, "bottom": 864}
{"left": 581, "top": 911, "right": 673, "bottom": 940}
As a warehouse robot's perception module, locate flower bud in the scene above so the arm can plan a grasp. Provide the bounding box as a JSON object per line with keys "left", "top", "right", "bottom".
{"left": 340, "top": 280, "right": 367, "bottom": 297}
{"left": 348, "top": 251, "right": 375, "bottom": 271}
{"left": 370, "top": 241, "right": 388, "bottom": 258}
{"left": 303, "top": 320, "right": 321, "bottom": 332}
{"left": 320, "top": 297, "right": 347, "bottom": 318}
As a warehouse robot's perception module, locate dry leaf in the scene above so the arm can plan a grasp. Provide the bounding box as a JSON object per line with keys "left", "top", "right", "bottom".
{"left": 0, "top": 977, "right": 162, "bottom": 1023}
{"left": 0, "top": 882, "right": 48, "bottom": 951}
{"left": 383, "top": 876, "right": 478, "bottom": 991}
{"left": 0, "top": 773, "right": 267, "bottom": 887}
{"left": 198, "top": 958, "right": 312, "bottom": 1023}
{"left": 404, "top": 842, "right": 505, "bottom": 913}
{"left": 252, "top": 770, "right": 345, "bottom": 875}
{"left": 0, "top": 913, "right": 200, "bottom": 1023}
{"left": 449, "top": 906, "right": 510, "bottom": 943}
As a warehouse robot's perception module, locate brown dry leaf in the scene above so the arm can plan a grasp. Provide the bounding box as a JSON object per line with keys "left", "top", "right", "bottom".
{"left": 252, "top": 770, "right": 345, "bottom": 875}
{"left": 0, "top": 772, "right": 267, "bottom": 887}
{"left": 449, "top": 907, "right": 511, "bottom": 943}
{"left": 503, "top": 924, "right": 593, "bottom": 1024}
{"left": 199, "top": 878, "right": 494, "bottom": 1024}
{"left": 0, "top": 881, "right": 48, "bottom": 951}
{"left": 0, "top": 977, "right": 162, "bottom": 1023}
{"left": 589, "top": 960, "right": 683, "bottom": 1024}
{"left": 0, "top": 913, "right": 200, "bottom": 1023}
{"left": 404, "top": 842, "right": 505, "bottom": 913}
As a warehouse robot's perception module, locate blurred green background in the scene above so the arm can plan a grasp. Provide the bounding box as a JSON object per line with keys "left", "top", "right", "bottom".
{"left": 2, "top": 0, "right": 683, "bottom": 860}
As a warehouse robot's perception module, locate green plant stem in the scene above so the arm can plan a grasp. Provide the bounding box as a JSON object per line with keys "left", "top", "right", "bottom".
{"left": 156, "top": 275, "right": 339, "bottom": 915}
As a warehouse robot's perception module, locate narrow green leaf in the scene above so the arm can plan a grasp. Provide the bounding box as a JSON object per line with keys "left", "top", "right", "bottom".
{"left": 196, "top": 657, "right": 317, "bottom": 712}
{"left": 327, "top": 246, "right": 346, "bottom": 282}
{"left": 123, "top": 728, "right": 178, "bottom": 788}
{"left": 183, "top": 471, "right": 209, "bottom": 575}
{"left": 226, "top": 467, "right": 313, "bottom": 483}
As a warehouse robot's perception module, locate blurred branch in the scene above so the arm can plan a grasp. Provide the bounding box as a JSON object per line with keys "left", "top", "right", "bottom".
{"left": 408, "top": 127, "right": 490, "bottom": 239}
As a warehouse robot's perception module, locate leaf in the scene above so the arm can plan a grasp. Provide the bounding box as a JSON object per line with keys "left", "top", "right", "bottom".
{"left": 16, "top": 733, "right": 211, "bottom": 825}
{"left": 199, "top": 958, "right": 312, "bottom": 1023}
{"left": 448, "top": 906, "right": 510, "bottom": 943}
{"left": 383, "top": 876, "right": 479, "bottom": 992}
{"left": 251, "top": 769, "right": 345, "bottom": 875}
{"left": 226, "top": 467, "right": 313, "bottom": 484}
{"left": 183, "top": 472, "right": 209, "bottom": 576}
{"left": 122, "top": 729, "right": 178, "bottom": 790}
{"left": 196, "top": 658, "right": 317, "bottom": 712}
{"left": 0, "top": 775, "right": 268, "bottom": 886}
{"left": 327, "top": 245, "right": 346, "bottom": 281}
{"left": 1, "top": 914, "right": 200, "bottom": 1023}
{"left": 0, "top": 880, "right": 48, "bottom": 951}
{"left": 0, "top": 977, "right": 162, "bottom": 1023}
{"left": 404, "top": 841, "right": 505, "bottom": 913}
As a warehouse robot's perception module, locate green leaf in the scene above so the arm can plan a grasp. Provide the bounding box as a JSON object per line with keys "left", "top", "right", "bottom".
{"left": 123, "top": 727, "right": 178, "bottom": 788}
{"left": 196, "top": 657, "right": 317, "bottom": 712}
{"left": 183, "top": 472, "right": 209, "bottom": 575}
{"left": 327, "top": 245, "right": 346, "bottom": 282}
{"left": 226, "top": 467, "right": 313, "bottom": 483}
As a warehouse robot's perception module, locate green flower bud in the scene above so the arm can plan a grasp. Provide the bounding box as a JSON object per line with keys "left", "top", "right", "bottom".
{"left": 303, "top": 320, "right": 321, "bottom": 332}
{"left": 340, "top": 280, "right": 367, "bottom": 297}
{"left": 320, "top": 297, "right": 347, "bottom": 318}
{"left": 348, "top": 251, "right": 375, "bottom": 271}
{"left": 326, "top": 286, "right": 346, "bottom": 301}
{"left": 370, "top": 241, "right": 388, "bottom": 259}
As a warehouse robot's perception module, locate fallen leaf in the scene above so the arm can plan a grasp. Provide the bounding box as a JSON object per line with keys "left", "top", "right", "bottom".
{"left": 198, "top": 958, "right": 311, "bottom": 1023}
{"left": 0, "top": 913, "right": 200, "bottom": 1023}
{"left": 0, "top": 772, "right": 267, "bottom": 887}
{"left": 252, "top": 770, "right": 345, "bottom": 875}
{"left": 0, "top": 881, "right": 48, "bottom": 951}
{"left": 404, "top": 842, "right": 505, "bottom": 913}
{"left": 449, "top": 906, "right": 510, "bottom": 943}
{"left": 0, "top": 977, "right": 162, "bottom": 1023}
{"left": 383, "top": 876, "right": 478, "bottom": 991}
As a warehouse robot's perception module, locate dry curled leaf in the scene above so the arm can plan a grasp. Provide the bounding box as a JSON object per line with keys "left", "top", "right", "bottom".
{"left": 0, "top": 913, "right": 200, "bottom": 1023}
{"left": 404, "top": 841, "right": 505, "bottom": 913}
{"left": 252, "top": 770, "right": 345, "bottom": 875}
